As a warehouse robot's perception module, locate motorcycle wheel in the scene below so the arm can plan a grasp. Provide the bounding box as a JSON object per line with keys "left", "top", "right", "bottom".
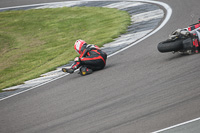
{"left": 157, "top": 39, "right": 183, "bottom": 53}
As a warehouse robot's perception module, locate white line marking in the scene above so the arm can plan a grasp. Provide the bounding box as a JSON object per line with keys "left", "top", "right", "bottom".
{"left": 108, "top": 0, "right": 172, "bottom": 57}
{"left": 0, "top": 73, "right": 70, "bottom": 101}
{"left": 152, "top": 117, "right": 200, "bottom": 133}
{"left": 0, "top": 0, "right": 172, "bottom": 101}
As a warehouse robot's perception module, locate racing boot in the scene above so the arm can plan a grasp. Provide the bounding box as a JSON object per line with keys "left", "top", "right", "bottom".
{"left": 79, "top": 66, "right": 93, "bottom": 76}
{"left": 62, "top": 68, "right": 74, "bottom": 74}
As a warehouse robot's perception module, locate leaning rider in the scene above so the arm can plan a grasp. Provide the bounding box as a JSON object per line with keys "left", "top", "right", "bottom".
{"left": 62, "top": 40, "right": 107, "bottom": 76}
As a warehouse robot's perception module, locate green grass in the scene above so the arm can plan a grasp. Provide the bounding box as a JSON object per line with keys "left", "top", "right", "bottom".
{"left": 0, "top": 7, "right": 131, "bottom": 91}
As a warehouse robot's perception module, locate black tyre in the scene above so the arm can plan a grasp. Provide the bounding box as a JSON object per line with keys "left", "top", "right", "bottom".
{"left": 157, "top": 39, "right": 183, "bottom": 53}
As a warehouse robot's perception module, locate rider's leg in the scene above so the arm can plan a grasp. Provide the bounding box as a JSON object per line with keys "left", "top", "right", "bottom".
{"left": 79, "top": 66, "right": 93, "bottom": 76}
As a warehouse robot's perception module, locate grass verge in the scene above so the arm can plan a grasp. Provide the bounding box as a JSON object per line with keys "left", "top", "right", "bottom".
{"left": 0, "top": 7, "right": 131, "bottom": 91}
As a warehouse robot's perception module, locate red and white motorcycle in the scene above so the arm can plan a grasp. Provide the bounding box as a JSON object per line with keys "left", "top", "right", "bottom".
{"left": 157, "top": 19, "right": 200, "bottom": 54}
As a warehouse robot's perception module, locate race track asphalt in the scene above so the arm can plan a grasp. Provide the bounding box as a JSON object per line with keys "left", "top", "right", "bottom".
{"left": 0, "top": 0, "right": 200, "bottom": 133}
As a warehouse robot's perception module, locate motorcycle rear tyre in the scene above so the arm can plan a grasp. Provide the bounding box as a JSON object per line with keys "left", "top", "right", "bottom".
{"left": 157, "top": 39, "right": 183, "bottom": 53}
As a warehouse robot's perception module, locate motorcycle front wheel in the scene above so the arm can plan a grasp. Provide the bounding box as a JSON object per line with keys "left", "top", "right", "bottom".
{"left": 157, "top": 39, "right": 183, "bottom": 53}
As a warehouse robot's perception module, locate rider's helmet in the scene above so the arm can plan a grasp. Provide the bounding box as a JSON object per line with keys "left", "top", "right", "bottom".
{"left": 74, "top": 39, "right": 87, "bottom": 54}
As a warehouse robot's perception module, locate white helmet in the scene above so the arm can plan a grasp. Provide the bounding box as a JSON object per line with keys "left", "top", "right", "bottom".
{"left": 74, "top": 40, "right": 87, "bottom": 54}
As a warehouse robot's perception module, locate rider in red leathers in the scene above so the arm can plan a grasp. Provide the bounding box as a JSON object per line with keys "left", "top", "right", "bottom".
{"left": 62, "top": 40, "right": 107, "bottom": 76}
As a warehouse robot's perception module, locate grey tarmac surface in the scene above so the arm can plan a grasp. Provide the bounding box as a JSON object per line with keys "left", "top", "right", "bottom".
{"left": 0, "top": 0, "right": 200, "bottom": 133}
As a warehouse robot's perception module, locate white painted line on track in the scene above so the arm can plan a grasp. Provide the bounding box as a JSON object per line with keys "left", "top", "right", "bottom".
{"left": 0, "top": 0, "right": 172, "bottom": 101}
{"left": 152, "top": 117, "right": 200, "bottom": 133}
{"left": 108, "top": 0, "right": 172, "bottom": 58}
{"left": 0, "top": 73, "right": 70, "bottom": 101}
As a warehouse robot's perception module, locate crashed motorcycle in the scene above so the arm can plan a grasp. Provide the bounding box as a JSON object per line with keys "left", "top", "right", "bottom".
{"left": 157, "top": 29, "right": 200, "bottom": 54}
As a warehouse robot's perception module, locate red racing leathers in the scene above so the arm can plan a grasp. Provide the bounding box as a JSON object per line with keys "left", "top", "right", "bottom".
{"left": 71, "top": 44, "right": 107, "bottom": 71}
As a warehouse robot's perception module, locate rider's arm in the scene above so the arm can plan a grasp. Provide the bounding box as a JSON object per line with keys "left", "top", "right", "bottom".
{"left": 79, "top": 49, "right": 88, "bottom": 58}
{"left": 70, "top": 48, "right": 90, "bottom": 70}
{"left": 71, "top": 61, "right": 80, "bottom": 70}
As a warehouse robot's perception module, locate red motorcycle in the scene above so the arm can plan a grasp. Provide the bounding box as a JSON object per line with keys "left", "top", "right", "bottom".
{"left": 157, "top": 19, "right": 200, "bottom": 54}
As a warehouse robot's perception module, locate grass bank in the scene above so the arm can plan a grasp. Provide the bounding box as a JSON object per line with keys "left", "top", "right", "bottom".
{"left": 0, "top": 7, "right": 131, "bottom": 91}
